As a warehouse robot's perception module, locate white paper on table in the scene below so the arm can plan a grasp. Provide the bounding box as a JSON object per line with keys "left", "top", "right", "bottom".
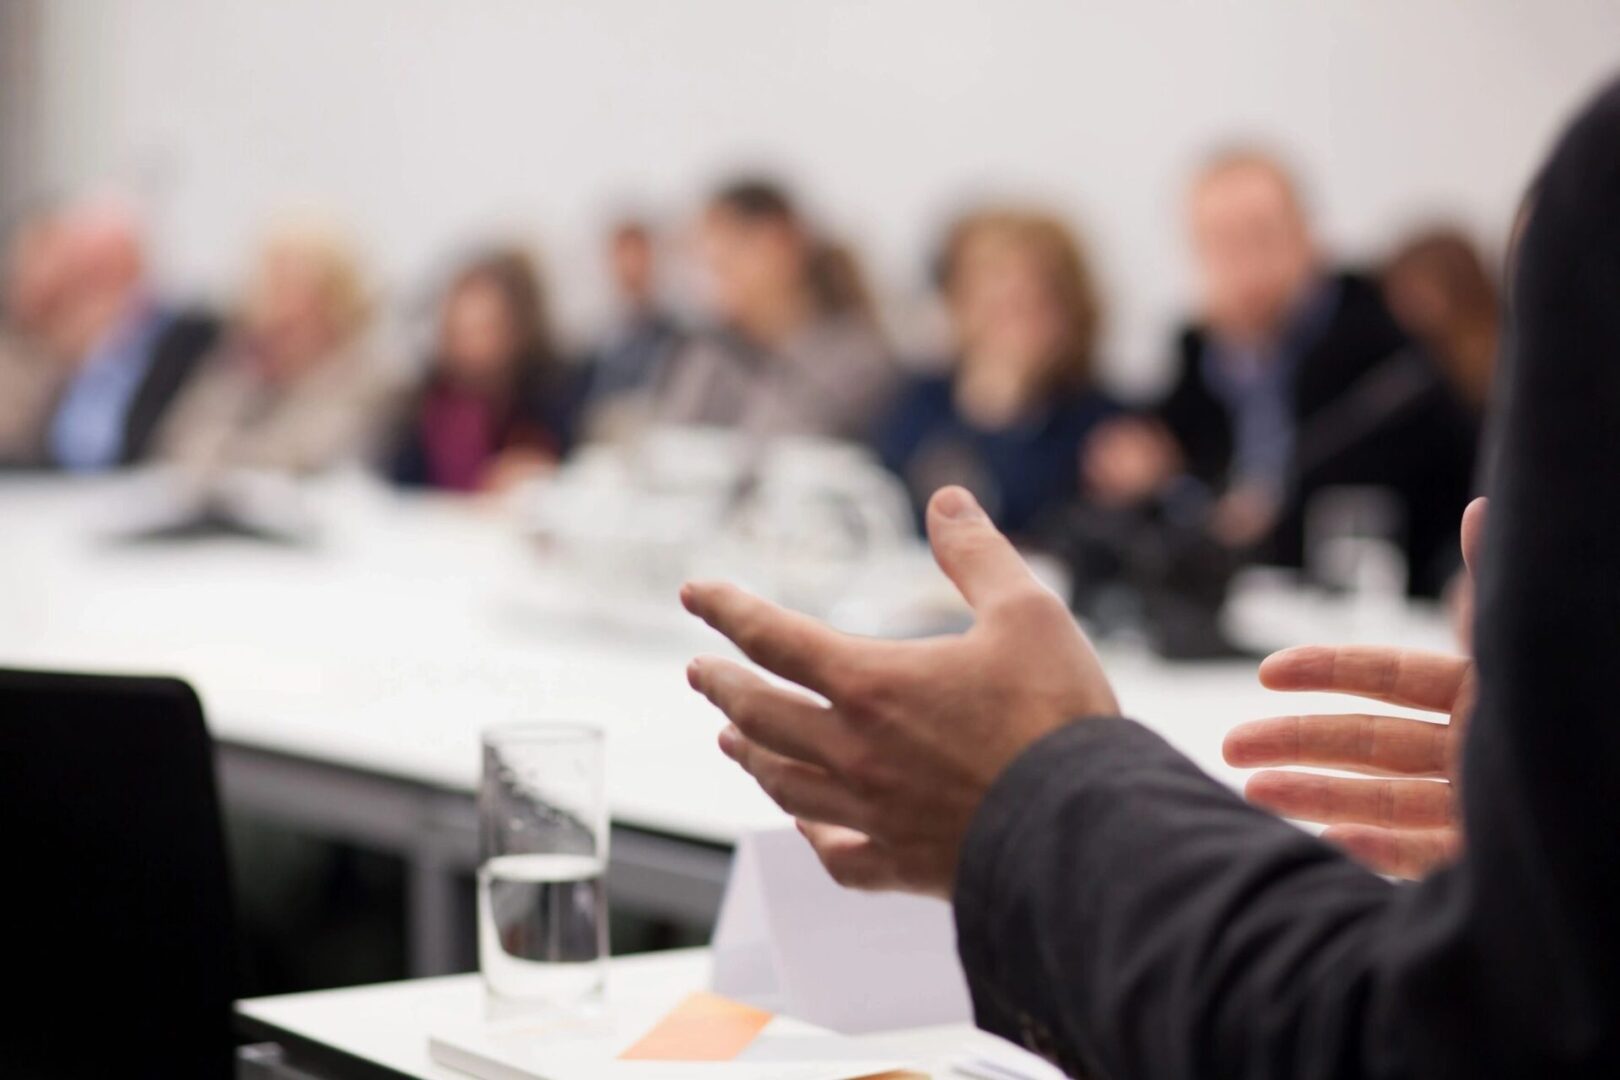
{"left": 429, "top": 1002, "right": 908, "bottom": 1080}
{"left": 711, "top": 828, "right": 972, "bottom": 1034}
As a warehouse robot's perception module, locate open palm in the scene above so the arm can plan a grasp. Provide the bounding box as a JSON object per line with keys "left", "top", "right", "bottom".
{"left": 1226, "top": 646, "right": 1473, "bottom": 877}
{"left": 1223, "top": 498, "right": 1486, "bottom": 879}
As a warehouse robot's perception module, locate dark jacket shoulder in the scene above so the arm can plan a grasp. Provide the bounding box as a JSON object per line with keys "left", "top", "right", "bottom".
{"left": 121, "top": 308, "right": 224, "bottom": 465}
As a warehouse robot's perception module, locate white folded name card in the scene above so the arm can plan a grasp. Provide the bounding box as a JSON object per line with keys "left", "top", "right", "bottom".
{"left": 710, "top": 828, "right": 972, "bottom": 1034}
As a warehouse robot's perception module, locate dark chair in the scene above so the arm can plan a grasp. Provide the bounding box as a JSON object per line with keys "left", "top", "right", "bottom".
{"left": 0, "top": 668, "right": 236, "bottom": 1079}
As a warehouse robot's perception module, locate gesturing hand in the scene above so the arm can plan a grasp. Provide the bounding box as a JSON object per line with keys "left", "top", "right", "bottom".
{"left": 1222, "top": 497, "right": 1487, "bottom": 879}
{"left": 1226, "top": 645, "right": 1474, "bottom": 878}
{"left": 682, "top": 486, "right": 1118, "bottom": 899}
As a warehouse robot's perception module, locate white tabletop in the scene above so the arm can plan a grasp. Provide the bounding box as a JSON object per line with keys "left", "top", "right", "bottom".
{"left": 238, "top": 951, "right": 713, "bottom": 1080}
{"left": 0, "top": 474, "right": 1458, "bottom": 846}
{"left": 237, "top": 948, "right": 1052, "bottom": 1080}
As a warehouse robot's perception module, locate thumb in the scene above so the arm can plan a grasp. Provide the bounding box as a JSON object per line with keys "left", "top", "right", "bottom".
{"left": 1460, "top": 496, "right": 1488, "bottom": 581}
{"left": 926, "top": 486, "right": 1036, "bottom": 611}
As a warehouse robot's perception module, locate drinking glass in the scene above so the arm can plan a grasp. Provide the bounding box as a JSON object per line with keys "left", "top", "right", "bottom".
{"left": 1305, "top": 486, "right": 1409, "bottom": 611}
{"left": 478, "top": 722, "right": 609, "bottom": 1009}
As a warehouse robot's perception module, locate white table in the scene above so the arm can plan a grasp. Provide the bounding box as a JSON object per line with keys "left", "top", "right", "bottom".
{"left": 0, "top": 474, "right": 1456, "bottom": 972}
{"left": 0, "top": 474, "right": 782, "bottom": 969}
{"left": 236, "top": 948, "right": 1049, "bottom": 1080}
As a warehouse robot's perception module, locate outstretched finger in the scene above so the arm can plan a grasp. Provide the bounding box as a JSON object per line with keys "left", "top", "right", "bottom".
{"left": 1245, "top": 770, "right": 1455, "bottom": 829}
{"left": 925, "top": 486, "right": 1040, "bottom": 613}
{"left": 1460, "top": 496, "right": 1488, "bottom": 580}
{"left": 682, "top": 581, "right": 853, "bottom": 695}
{"left": 1259, "top": 645, "right": 1470, "bottom": 712}
{"left": 1223, "top": 712, "right": 1450, "bottom": 777}
{"left": 1322, "top": 824, "right": 1461, "bottom": 880}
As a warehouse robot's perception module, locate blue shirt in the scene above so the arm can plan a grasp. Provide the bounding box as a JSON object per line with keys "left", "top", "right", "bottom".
{"left": 875, "top": 370, "right": 1116, "bottom": 536}
{"left": 1198, "top": 277, "right": 1340, "bottom": 501}
{"left": 49, "top": 304, "right": 171, "bottom": 472}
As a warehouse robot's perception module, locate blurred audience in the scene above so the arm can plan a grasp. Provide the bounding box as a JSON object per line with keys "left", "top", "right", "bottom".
{"left": 0, "top": 208, "right": 71, "bottom": 465}
{"left": 656, "top": 178, "right": 895, "bottom": 441}
{"left": 40, "top": 198, "right": 221, "bottom": 472}
{"left": 577, "top": 219, "right": 686, "bottom": 442}
{"left": 1382, "top": 225, "right": 1499, "bottom": 417}
{"left": 387, "top": 248, "right": 572, "bottom": 493}
{"left": 3, "top": 161, "right": 1494, "bottom": 599}
{"left": 1083, "top": 149, "right": 1476, "bottom": 595}
{"left": 157, "top": 222, "right": 391, "bottom": 476}
{"left": 875, "top": 208, "right": 1116, "bottom": 537}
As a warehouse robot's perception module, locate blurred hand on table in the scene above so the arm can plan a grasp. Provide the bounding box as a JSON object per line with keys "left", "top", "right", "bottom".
{"left": 1223, "top": 497, "right": 1486, "bottom": 878}
{"left": 682, "top": 486, "right": 1117, "bottom": 899}
{"left": 1081, "top": 416, "right": 1182, "bottom": 506}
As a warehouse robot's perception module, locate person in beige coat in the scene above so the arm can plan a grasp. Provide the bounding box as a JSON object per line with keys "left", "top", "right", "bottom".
{"left": 0, "top": 208, "right": 71, "bottom": 466}
{"left": 159, "top": 222, "right": 393, "bottom": 477}
{"left": 655, "top": 178, "right": 896, "bottom": 442}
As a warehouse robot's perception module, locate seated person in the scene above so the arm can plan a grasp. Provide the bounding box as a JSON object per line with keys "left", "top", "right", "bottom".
{"left": 0, "top": 207, "right": 71, "bottom": 466}
{"left": 387, "top": 248, "right": 573, "bottom": 493}
{"left": 655, "top": 178, "right": 896, "bottom": 442}
{"left": 1382, "top": 225, "right": 1500, "bottom": 420}
{"left": 1084, "top": 149, "right": 1477, "bottom": 595}
{"left": 41, "top": 197, "right": 221, "bottom": 471}
{"left": 157, "top": 222, "right": 391, "bottom": 476}
{"left": 875, "top": 208, "right": 1116, "bottom": 538}
{"left": 576, "top": 218, "right": 685, "bottom": 442}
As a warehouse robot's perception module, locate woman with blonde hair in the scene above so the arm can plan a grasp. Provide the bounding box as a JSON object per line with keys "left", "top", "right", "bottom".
{"left": 158, "top": 220, "right": 391, "bottom": 475}
{"left": 874, "top": 207, "right": 1117, "bottom": 536}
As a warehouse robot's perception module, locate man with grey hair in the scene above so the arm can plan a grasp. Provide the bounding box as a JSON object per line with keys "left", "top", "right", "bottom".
{"left": 38, "top": 196, "right": 220, "bottom": 471}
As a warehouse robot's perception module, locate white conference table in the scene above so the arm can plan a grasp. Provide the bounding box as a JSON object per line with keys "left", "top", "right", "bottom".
{"left": 236, "top": 948, "right": 1060, "bottom": 1080}
{"left": 0, "top": 474, "right": 1456, "bottom": 973}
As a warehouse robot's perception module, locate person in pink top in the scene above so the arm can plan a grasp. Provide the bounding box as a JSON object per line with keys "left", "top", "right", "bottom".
{"left": 387, "top": 248, "right": 574, "bottom": 493}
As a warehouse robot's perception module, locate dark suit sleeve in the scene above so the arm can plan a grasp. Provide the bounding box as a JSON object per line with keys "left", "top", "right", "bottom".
{"left": 954, "top": 77, "right": 1620, "bottom": 1079}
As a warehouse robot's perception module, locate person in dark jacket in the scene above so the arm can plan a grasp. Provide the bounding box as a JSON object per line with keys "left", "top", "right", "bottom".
{"left": 1085, "top": 151, "right": 1476, "bottom": 595}
{"left": 387, "top": 248, "right": 574, "bottom": 493}
{"left": 875, "top": 207, "right": 1116, "bottom": 539}
{"left": 575, "top": 219, "right": 686, "bottom": 443}
{"left": 40, "top": 198, "right": 220, "bottom": 471}
{"left": 680, "top": 74, "right": 1620, "bottom": 1078}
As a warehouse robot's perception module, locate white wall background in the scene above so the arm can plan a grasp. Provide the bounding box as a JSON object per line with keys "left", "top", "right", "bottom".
{"left": 25, "top": 0, "right": 1620, "bottom": 394}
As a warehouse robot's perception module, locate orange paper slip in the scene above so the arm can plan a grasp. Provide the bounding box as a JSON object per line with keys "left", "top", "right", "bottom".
{"left": 618, "top": 992, "right": 775, "bottom": 1061}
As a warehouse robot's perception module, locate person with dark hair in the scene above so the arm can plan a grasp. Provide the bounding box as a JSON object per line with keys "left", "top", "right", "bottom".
{"left": 1383, "top": 225, "right": 1500, "bottom": 416}
{"left": 683, "top": 74, "right": 1620, "bottom": 1077}
{"left": 1083, "top": 150, "right": 1478, "bottom": 596}
{"left": 655, "top": 177, "right": 895, "bottom": 441}
{"left": 576, "top": 219, "right": 685, "bottom": 442}
{"left": 874, "top": 207, "right": 1116, "bottom": 537}
{"left": 387, "top": 248, "right": 572, "bottom": 492}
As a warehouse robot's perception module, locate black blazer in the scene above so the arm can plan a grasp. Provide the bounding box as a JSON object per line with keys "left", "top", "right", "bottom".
{"left": 953, "top": 75, "right": 1620, "bottom": 1079}
{"left": 117, "top": 308, "right": 222, "bottom": 465}
{"left": 1157, "top": 274, "right": 1478, "bottom": 594}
